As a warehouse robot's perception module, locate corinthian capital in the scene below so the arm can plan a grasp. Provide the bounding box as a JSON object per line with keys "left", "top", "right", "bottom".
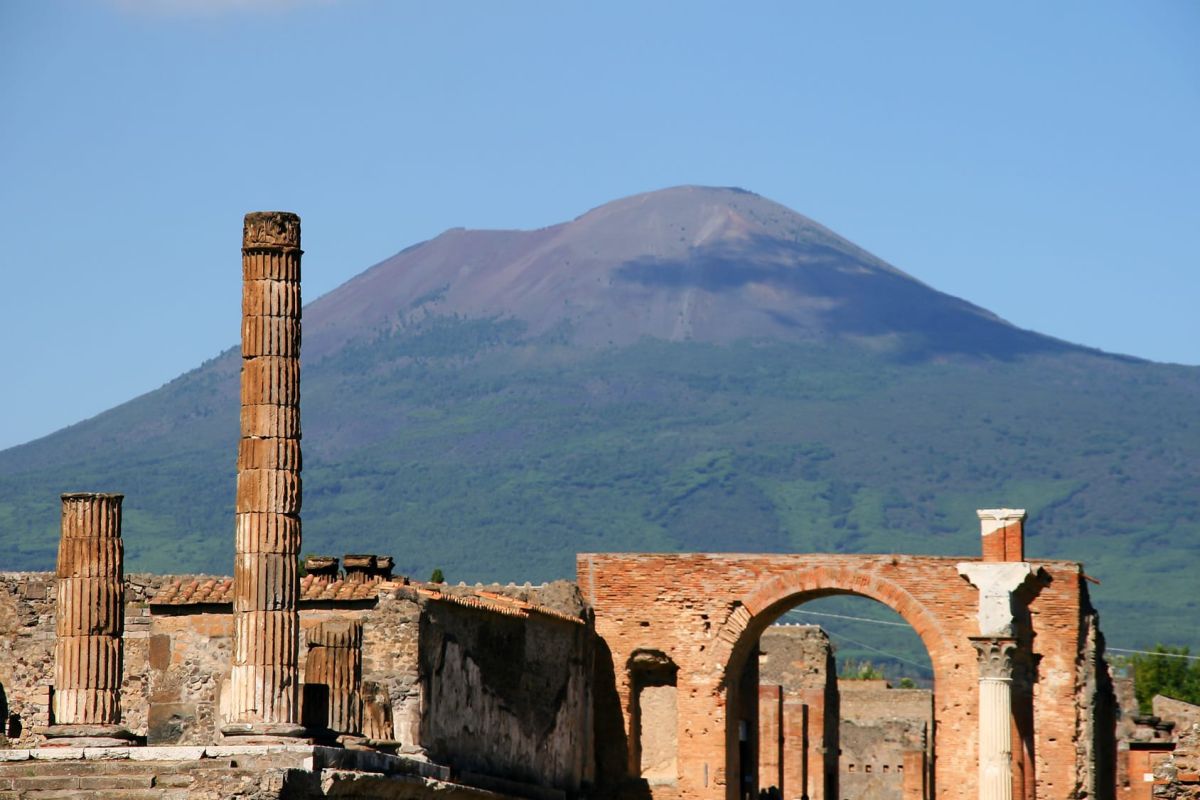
{"left": 970, "top": 637, "right": 1017, "bottom": 681}
{"left": 243, "top": 211, "right": 301, "bottom": 249}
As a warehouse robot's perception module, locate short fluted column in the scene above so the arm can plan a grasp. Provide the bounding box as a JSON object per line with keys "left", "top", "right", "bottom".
{"left": 42, "top": 493, "right": 136, "bottom": 745}
{"left": 302, "top": 619, "right": 364, "bottom": 737}
{"left": 224, "top": 211, "right": 306, "bottom": 739}
{"left": 971, "top": 637, "right": 1017, "bottom": 800}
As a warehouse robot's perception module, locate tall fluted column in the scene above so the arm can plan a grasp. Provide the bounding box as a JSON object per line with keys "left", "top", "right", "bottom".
{"left": 43, "top": 493, "right": 135, "bottom": 745}
{"left": 225, "top": 211, "right": 305, "bottom": 738}
{"left": 972, "top": 638, "right": 1017, "bottom": 800}
{"left": 302, "top": 619, "right": 364, "bottom": 737}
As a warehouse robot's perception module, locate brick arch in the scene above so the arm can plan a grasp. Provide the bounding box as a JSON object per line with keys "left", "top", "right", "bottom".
{"left": 713, "top": 565, "right": 952, "bottom": 800}
{"left": 713, "top": 563, "right": 950, "bottom": 691}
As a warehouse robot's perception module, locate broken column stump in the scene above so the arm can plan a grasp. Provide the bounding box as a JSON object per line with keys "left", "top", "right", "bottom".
{"left": 224, "top": 211, "right": 307, "bottom": 741}
{"left": 303, "top": 619, "right": 364, "bottom": 739}
{"left": 41, "top": 492, "right": 137, "bottom": 746}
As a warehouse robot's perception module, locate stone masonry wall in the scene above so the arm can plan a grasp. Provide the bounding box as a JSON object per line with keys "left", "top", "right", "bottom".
{"left": 0, "top": 572, "right": 171, "bottom": 747}
{"left": 417, "top": 585, "right": 594, "bottom": 792}
{"left": 837, "top": 681, "right": 932, "bottom": 800}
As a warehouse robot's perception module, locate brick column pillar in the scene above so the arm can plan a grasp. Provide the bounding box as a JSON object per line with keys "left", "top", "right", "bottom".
{"left": 902, "top": 750, "right": 928, "bottom": 800}
{"left": 302, "top": 619, "right": 364, "bottom": 738}
{"left": 977, "top": 509, "right": 1025, "bottom": 562}
{"left": 971, "top": 638, "right": 1017, "bottom": 800}
{"left": 43, "top": 493, "right": 136, "bottom": 745}
{"left": 224, "top": 211, "right": 306, "bottom": 740}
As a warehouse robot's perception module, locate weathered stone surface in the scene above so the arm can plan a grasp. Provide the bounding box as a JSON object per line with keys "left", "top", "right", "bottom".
{"left": 304, "top": 557, "right": 339, "bottom": 585}
{"left": 243, "top": 211, "right": 301, "bottom": 251}
{"left": 235, "top": 513, "right": 302, "bottom": 554}
{"left": 241, "top": 317, "right": 301, "bottom": 358}
{"left": 239, "top": 404, "right": 302, "bottom": 440}
{"left": 238, "top": 437, "right": 302, "bottom": 473}
{"left": 236, "top": 469, "right": 303, "bottom": 515}
{"left": 52, "top": 494, "right": 125, "bottom": 728}
{"left": 239, "top": 359, "right": 301, "bottom": 408}
{"left": 837, "top": 680, "right": 932, "bottom": 800}
{"left": 303, "top": 619, "right": 363, "bottom": 735}
{"left": 228, "top": 212, "right": 304, "bottom": 735}
{"left": 241, "top": 280, "right": 302, "bottom": 318}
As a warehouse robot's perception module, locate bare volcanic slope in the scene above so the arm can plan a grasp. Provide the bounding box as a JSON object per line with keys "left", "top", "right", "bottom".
{"left": 303, "top": 186, "right": 1069, "bottom": 359}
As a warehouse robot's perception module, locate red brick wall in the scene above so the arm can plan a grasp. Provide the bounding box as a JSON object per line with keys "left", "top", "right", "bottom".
{"left": 578, "top": 552, "right": 1095, "bottom": 800}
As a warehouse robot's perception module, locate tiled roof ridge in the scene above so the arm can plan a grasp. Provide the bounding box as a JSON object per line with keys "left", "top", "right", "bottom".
{"left": 149, "top": 575, "right": 585, "bottom": 624}
{"left": 418, "top": 586, "right": 584, "bottom": 625}
{"left": 151, "top": 575, "right": 380, "bottom": 605}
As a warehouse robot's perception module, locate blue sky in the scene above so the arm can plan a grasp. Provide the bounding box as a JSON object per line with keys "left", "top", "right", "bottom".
{"left": 1, "top": 1, "right": 1197, "bottom": 450}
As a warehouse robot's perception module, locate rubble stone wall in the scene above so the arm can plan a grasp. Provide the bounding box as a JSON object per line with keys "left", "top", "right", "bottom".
{"left": 1, "top": 571, "right": 595, "bottom": 794}
{"left": 838, "top": 681, "right": 932, "bottom": 800}
{"left": 0, "top": 572, "right": 171, "bottom": 747}
{"left": 417, "top": 592, "right": 594, "bottom": 791}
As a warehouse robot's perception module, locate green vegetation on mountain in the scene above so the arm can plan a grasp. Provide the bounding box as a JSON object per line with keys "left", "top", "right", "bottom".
{"left": 0, "top": 315, "right": 1196, "bottom": 654}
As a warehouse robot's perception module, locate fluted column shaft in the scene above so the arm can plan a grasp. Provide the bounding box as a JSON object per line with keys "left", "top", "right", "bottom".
{"left": 53, "top": 492, "right": 124, "bottom": 725}
{"left": 972, "top": 638, "right": 1016, "bottom": 800}
{"left": 228, "top": 212, "right": 303, "bottom": 731}
{"left": 303, "top": 620, "right": 363, "bottom": 735}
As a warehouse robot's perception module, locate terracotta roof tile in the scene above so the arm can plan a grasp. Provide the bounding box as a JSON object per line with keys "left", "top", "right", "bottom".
{"left": 149, "top": 576, "right": 579, "bottom": 623}
{"left": 151, "top": 575, "right": 379, "bottom": 606}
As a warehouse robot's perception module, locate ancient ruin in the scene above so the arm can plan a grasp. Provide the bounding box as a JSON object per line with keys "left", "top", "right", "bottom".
{"left": 41, "top": 492, "right": 135, "bottom": 747}
{"left": 0, "top": 211, "right": 1139, "bottom": 800}
{"left": 228, "top": 211, "right": 305, "bottom": 739}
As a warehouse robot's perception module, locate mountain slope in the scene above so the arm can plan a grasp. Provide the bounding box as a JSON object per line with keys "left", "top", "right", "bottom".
{"left": 0, "top": 187, "right": 1195, "bottom": 653}
{"left": 303, "top": 186, "right": 1074, "bottom": 359}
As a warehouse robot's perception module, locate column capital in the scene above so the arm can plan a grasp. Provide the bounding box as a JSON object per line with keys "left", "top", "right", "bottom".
{"left": 957, "top": 561, "right": 1033, "bottom": 636}
{"left": 976, "top": 508, "right": 1026, "bottom": 527}
{"left": 243, "top": 211, "right": 301, "bottom": 250}
{"left": 969, "top": 637, "right": 1017, "bottom": 681}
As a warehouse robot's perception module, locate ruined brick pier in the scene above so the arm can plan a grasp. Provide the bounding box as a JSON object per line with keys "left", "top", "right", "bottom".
{"left": 225, "top": 211, "right": 306, "bottom": 738}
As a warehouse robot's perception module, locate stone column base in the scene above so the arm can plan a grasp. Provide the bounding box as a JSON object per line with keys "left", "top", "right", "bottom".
{"left": 37, "top": 723, "right": 140, "bottom": 748}
{"left": 220, "top": 722, "right": 310, "bottom": 745}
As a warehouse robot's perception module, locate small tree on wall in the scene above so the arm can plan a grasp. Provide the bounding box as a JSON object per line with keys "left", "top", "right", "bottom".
{"left": 429, "top": 568, "right": 445, "bottom": 584}
{"left": 1132, "top": 645, "right": 1200, "bottom": 713}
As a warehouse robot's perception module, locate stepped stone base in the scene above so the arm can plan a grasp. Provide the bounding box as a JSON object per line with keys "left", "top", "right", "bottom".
{"left": 0, "top": 744, "right": 549, "bottom": 800}
{"left": 37, "top": 725, "right": 140, "bottom": 749}
{"left": 220, "top": 721, "right": 309, "bottom": 745}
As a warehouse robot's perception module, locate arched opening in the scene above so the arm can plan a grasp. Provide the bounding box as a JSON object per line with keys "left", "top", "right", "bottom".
{"left": 720, "top": 582, "right": 945, "bottom": 800}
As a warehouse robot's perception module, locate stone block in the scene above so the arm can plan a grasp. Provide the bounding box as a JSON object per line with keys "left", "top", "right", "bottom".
{"left": 235, "top": 469, "right": 302, "bottom": 515}
{"left": 148, "top": 634, "right": 171, "bottom": 672}
{"left": 55, "top": 582, "right": 123, "bottom": 636}
{"left": 243, "top": 212, "right": 301, "bottom": 251}
{"left": 241, "top": 316, "right": 300, "bottom": 358}
{"left": 239, "top": 358, "right": 300, "bottom": 408}
{"left": 28, "top": 747, "right": 86, "bottom": 760}
{"left": 231, "top": 555, "right": 299, "bottom": 612}
{"left": 238, "top": 436, "right": 301, "bottom": 472}
{"left": 121, "top": 745, "right": 206, "bottom": 762}
{"left": 242, "top": 280, "right": 301, "bottom": 319}
{"left": 147, "top": 703, "right": 196, "bottom": 746}
{"left": 239, "top": 404, "right": 301, "bottom": 439}
{"left": 234, "top": 513, "right": 301, "bottom": 554}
